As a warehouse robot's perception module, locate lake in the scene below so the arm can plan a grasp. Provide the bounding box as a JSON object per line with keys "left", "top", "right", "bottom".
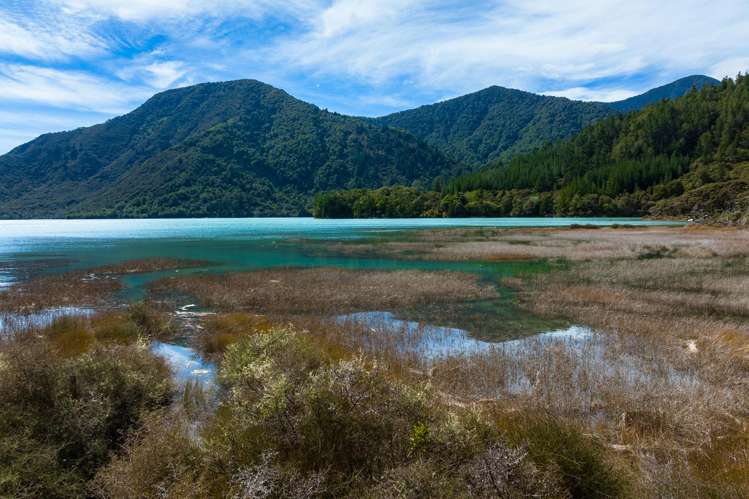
{"left": 0, "top": 217, "right": 678, "bottom": 292}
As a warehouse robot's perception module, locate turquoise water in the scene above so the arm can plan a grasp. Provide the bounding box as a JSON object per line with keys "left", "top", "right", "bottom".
{"left": 0, "top": 217, "right": 678, "bottom": 293}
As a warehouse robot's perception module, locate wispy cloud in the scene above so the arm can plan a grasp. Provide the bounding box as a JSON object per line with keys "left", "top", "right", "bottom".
{"left": 271, "top": 0, "right": 749, "bottom": 96}
{"left": 544, "top": 87, "right": 639, "bottom": 103}
{"left": 0, "top": 0, "right": 747, "bottom": 153}
{"left": 0, "top": 12, "right": 105, "bottom": 60}
{"left": 0, "top": 64, "right": 151, "bottom": 113}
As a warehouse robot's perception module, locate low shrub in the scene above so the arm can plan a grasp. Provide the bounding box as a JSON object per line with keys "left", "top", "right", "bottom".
{"left": 0, "top": 333, "right": 173, "bottom": 498}
{"left": 497, "top": 413, "right": 628, "bottom": 498}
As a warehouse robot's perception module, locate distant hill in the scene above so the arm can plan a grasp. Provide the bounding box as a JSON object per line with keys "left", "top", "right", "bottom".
{"left": 0, "top": 80, "right": 459, "bottom": 218}
{"left": 374, "top": 86, "right": 615, "bottom": 165}
{"left": 444, "top": 75, "right": 748, "bottom": 222}
{"left": 318, "top": 75, "right": 746, "bottom": 222}
{"left": 374, "top": 75, "right": 720, "bottom": 165}
{"left": 607, "top": 75, "right": 720, "bottom": 112}
{"left": 0, "top": 75, "right": 723, "bottom": 219}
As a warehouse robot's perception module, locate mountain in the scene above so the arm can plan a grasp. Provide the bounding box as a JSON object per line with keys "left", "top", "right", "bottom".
{"left": 607, "top": 75, "right": 720, "bottom": 112}
{"left": 316, "top": 75, "right": 748, "bottom": 222}
{"left": 374, "top": 76, "right": 720, "bottom": 165}
{"left": 0, "top": 80, "right": 460, "bottom": 218}
{"left": 374, "top": 87, "right": 615, "bottom": 165}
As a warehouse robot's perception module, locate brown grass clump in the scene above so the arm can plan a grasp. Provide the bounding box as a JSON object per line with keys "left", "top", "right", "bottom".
{"left": 88, "top": 258, "right": 209, "bottom": 275}
{"left": 0, "top": 258, "right": 210, "bottom": 313}
{"left": 200, "top": 313, "right": 276, "bottom": 356}
{"left": 153, "top": 268, "right": 497, "bottom": 315}
{"left": 0, "top": 272, "right": 121, "bottom": 312}
{"left": 321, "top": 225, "right": 749, "bottom": 262}
{"left": 39, "top": 302, "right": 176, "bottom": 358}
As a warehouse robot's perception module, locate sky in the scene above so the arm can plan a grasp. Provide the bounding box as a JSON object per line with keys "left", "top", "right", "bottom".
{"left": 0, "top": 0, "right": 748, "bottom": 154}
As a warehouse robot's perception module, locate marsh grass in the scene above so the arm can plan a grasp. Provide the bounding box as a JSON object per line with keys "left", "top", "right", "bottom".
{"left": 87, "top": 258, "right": 210, "bottom": 275}
{"left": 318, "top": 225, "right": 749, "bottom": 262}
{"left": 5, "top": 227, "right": 749, "bottom": 496}
{"left": 152, "top": 267, "right": 497, "bottom": 315}
{"left": 0, "top": 258, "right": 212, "bottom": 313}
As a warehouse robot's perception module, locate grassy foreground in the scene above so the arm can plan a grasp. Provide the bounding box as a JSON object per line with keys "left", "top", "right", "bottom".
{"left": 1, "top": 227, "right": 747, "bottom": 497}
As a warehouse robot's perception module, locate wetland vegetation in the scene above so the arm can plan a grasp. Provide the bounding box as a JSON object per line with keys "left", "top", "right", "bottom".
{"left": 1, "top": 225, "right": 747, "bottom": 497}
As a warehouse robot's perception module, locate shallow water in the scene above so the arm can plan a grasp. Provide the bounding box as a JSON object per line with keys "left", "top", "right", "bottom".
{"left": 0, "top": 217, "right": 679, "bottom": 296}
{"left": 337, "top": 311, "right": 592, "bottom": 360}
{"left": 151, "top": 341, "right": 217, "bottom": 387}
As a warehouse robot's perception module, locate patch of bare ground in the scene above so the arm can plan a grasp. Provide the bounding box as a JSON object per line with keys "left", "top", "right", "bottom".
{"left": 151, "top": 267, "right": 497, "bottom": 315}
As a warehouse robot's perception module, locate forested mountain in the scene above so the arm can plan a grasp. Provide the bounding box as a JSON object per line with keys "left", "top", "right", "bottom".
{"left": 0, "top": 80, "right": 459, "bottom": 218}
{"left": 607, "top": 75, "right": 719, "bottom": 112}
{"left": 315, "top": 75, "right": 748, "bottom": 222}
{"left": 374, "top": 87, "right": 615, "bottom": 165}
{"left": 0, "top": 75, "right": 724, "bottom": 218}
{"left": 374, "top": 76, "right": 719, "bottom": 165}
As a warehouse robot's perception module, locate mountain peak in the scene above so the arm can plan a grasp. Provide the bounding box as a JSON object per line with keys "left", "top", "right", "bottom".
{"left": 608, "top": 74, "right": 719, "bottom": 112}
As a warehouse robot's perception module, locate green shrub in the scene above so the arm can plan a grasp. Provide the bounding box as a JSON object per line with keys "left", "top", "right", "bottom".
{"left": 0, "top": 335, "right": 173, "bottom": 497}
{"left": 500, "top": 414, "right": 628, "bottom": 498}
{"left": 92, "top": 411, "right": 207, "bottom": 499}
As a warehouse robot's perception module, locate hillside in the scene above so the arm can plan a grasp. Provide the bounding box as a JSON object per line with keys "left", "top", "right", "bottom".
{"left": 374, "top": 86, "right": 615, "bottom": 165}
{"left": 607, "top": 75, "right": 720, "bottom": 112}
{"left": 0, "top": 80, "right": 459, "bottom": 218}
{"left": 316, "top": 75, "right": 748, "bottom": 222}
{"left": 374, "top": 76, "right": 719, "bottom": 166}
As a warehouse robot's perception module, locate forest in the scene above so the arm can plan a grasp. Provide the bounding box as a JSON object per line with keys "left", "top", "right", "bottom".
{"left": 315, "top": 75, "right": 749, "bottom": 222}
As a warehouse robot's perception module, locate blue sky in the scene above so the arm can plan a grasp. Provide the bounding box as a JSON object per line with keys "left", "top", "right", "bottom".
{"left": 1, "top": 0, "right": 748, "bottom": 153}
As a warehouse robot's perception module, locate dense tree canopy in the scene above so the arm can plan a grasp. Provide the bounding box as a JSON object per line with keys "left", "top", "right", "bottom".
{"left": 316, "top": 75, "right": 748, "bottom": 221}
{"left": 0, "top": 80, "right": 460, "bottom": 218}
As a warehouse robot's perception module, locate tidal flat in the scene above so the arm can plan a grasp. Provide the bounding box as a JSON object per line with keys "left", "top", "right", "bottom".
{"left": 1, "top": 223, "right": 747, "bottom": 497}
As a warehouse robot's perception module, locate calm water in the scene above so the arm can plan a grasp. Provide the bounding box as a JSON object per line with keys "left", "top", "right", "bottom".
{"left": 0, "top": 217, "right": 678, "bottom": 293}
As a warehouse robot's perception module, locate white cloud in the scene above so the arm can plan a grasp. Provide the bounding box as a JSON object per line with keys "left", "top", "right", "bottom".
{"left": 544, "top": 87, "right": 638, "bottom": 103}
{"left": 710, "top": 58, "right": 749, "bottom": 80}
{"left": 143, "top": 61, "right": 189, "bottom": 88}
{"left": 0, "top": 64, "right": 150, "bottom": 113}
{"left": 0, "top": 14, "right": 104, "bottom": 60}
{"left": 56, "top": 0, "right": 322, "bottom": 22}
{"left": 1, "top": 0, "right": 748, "bottom": 154}
{"left": 269, "top": 0, "right": 749, "bottom": 95}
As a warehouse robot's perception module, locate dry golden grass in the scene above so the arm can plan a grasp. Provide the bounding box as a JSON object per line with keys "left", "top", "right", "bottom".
{"left": 152, "top": 267, "right": 497, "bottom": 315}
{"left": 293, "top": 225, "right": 749, "bottom": 495}
{"left": 323, "top": 225, "right": 749, "bottom": 262}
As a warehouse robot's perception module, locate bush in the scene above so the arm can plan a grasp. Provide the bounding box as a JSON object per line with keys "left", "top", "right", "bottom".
{"left": 92, "top": 411, "right": 207, "bottom": 499}
{"left": 0, "top": 333, "right": 173, "bottom": 497}
{"left": 499, "top": 414, "right": 628, "bottom": 498}
{"left": 215, "top": 328, "right": 434, "bottom": 483}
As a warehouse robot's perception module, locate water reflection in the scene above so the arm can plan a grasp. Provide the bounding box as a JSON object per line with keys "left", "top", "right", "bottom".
{"left": 336, "top": 311, "right": 591, "bottom": 359}
{"left": 0, "top": 307, "right": 94, "bottom": 333}
{"left": 151, "top": 341, "right": 217, "bottom": 387}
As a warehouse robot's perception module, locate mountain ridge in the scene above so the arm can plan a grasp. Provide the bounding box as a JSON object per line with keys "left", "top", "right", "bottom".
{"left": 0, "top": 75, "right": 720, "bottom": 218}
{"left": 0, "top": 79, "right": 460, "bottom": 218}
{"left": 373, "top": 75, "right": 720, "bottom": 165}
